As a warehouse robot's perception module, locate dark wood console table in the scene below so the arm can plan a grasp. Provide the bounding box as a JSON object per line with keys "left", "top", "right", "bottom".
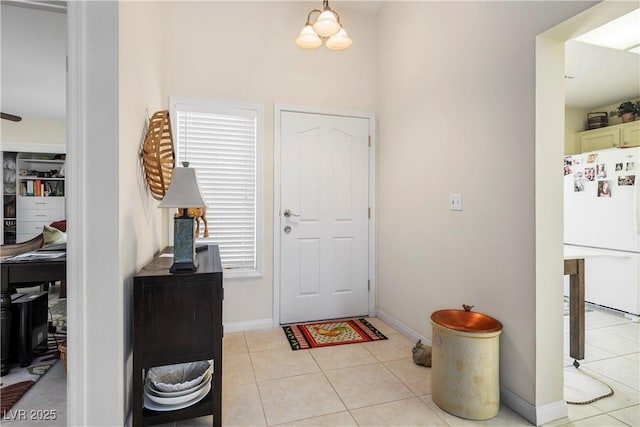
{"left": 133, "top": 245, "right": 223, "bottom": 427}
{"left": 1, "top": 252, "right": 66, "bottom": 376}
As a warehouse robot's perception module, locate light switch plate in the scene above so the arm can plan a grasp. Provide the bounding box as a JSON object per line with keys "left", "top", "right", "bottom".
{"left": 450, "top": 193, "right": 463, "bottom": 211}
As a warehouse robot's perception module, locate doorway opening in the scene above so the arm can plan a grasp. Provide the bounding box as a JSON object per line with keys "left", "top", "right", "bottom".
{"left": 535, "top": 2, "right": 639, "bottom": 423}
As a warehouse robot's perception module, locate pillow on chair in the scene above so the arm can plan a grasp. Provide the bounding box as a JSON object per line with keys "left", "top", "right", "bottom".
{"left": 43, "top": 224, "right": 67, "bottom": 246}
{"left": 49, "top": 220, "right": 67, "bottom": 232}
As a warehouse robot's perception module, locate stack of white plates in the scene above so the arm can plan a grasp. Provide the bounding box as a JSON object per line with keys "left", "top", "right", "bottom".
{"left": 143, "top": 361, "right": 212, "bottom": 411}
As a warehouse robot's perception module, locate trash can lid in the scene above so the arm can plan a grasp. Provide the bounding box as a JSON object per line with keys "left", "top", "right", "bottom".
{"left": 431, "top": 309, "right": 503, "bottom": 333}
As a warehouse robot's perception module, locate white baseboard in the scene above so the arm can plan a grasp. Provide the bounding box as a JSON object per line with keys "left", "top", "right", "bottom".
{"left": 536, "top": 400, "right": 568, "bottom": 426}
{"left": 500, "top": 386, "right": 567, "bottom": 426}
{"left": 500, "top": 387, "right": 536, "bottom": 424}
{"left": 224, "top": 318, "right": 273, "bottom": 333}
{"left": 374, "top": 309, "right": 430, "bottom": 345}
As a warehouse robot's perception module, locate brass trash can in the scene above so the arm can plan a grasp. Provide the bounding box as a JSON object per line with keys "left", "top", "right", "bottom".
{"left": 431, "top": 308, "right": 503, "bottom": 420}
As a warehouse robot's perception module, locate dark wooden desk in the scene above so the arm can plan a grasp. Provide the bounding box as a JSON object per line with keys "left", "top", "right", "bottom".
{"left": 564, "top": 258, "right": 584, "bottom": 365}
{"left": 133, "top": 245, "right": 223, "bottom": 427}
{"left": 1, "top": 253, "right": 66, "bottom": 376}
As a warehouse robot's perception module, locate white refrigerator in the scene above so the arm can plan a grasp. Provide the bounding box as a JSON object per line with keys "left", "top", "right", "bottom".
{"left": 564, "top": 147, "right": 640, "bottom": 317}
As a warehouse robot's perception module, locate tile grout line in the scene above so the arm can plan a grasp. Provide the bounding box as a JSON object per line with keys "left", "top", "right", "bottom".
{"left": 244, "top": 331, "right": 269, "bottom": 427}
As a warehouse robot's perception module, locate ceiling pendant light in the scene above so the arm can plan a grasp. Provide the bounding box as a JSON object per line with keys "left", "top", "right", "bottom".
{"left": 313, "top": 8, "right": 340, "bottom": 38}
{"left": 325, "top": 28, "right": 352, "bottom": 51}
{"left": 295, "top": 23, "right": 323, "bottom": 49}
{"left": 295, "top": 0, "right": 352, "bottom": 51}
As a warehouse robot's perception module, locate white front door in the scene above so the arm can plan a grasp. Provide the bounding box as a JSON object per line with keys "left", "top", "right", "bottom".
{"left": 279, "top": 111, "right": 370, "bottom": 324}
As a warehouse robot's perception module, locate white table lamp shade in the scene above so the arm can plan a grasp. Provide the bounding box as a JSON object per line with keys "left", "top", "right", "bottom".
{"left": 158, "top": 166, "right": 206, "bottom": 209}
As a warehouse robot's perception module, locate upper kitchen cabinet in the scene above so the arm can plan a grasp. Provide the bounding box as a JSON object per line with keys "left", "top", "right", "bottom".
{"left": 576, "top": 120, "right": 640, "bottom": 153}
{"left": 622, "top": 121, "right": 640, "bottom": 147}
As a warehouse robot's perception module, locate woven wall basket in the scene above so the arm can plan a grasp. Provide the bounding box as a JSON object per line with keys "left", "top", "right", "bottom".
{"left": 142, "top": 110, "right": 175, "bottom": 200}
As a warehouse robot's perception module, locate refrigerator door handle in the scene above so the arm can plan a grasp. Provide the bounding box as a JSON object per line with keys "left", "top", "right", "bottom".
{"left": 636, "top": 168, "right": 640, "bottom": 234}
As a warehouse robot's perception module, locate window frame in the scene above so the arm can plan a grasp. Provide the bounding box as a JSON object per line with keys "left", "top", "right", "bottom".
{"left": 169, "top": 97, "right": 263, "bottom": 279}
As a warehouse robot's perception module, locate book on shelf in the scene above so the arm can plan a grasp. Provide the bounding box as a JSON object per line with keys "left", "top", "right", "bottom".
{"left": 17, "top": 179, "right": 64, "bottom": 197}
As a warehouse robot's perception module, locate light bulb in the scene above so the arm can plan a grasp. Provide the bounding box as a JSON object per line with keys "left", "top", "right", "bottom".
{"left": 295, "top": 24, "right": 322, "bottom": 49}
{"left": 325, "top": 28, "right": 352, "bottom": 50}
{"left": 313, "top": 9, "right": 341, "bottom": 37}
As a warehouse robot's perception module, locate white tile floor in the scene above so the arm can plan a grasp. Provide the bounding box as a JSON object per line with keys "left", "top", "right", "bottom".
{"left": 2, "top": 309, "right": 638, "bottom": 426}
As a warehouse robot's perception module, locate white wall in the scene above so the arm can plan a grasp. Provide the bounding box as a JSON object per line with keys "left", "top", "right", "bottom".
{"left": 68, "top": 2, "right": 170, "bottom": 424}
{"left": 119, "top": 1, "right": 170, "bottom": 422}
{"left": 1, "top": 119, "right": 65, "bottom": 145}
{"left": 376, "top": 0, "right": 594, "bottom": 416}
{"left": 66, "top": 1, "right": 121, "bottom": 425}
{"left": 535, "top": 34, "right": 567, "bottom": 421}
{"left": 0, "top": 3, "right": 66, "bottom": 121}
{"left": 163, "top": 1, "right": 378, "bottom": 324}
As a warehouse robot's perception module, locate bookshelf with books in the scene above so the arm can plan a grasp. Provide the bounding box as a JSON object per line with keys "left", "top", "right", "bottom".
{"left": 17, "top": 154, "right": 65, "bottom": 196}
{"left": 15, "top": 152, "right": 66, "bottom": 243}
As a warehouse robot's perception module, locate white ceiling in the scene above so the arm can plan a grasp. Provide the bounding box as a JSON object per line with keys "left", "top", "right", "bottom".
{"left": 564, "top": 40, "right": 640, "bottom": 110}
{"left": 1, "top": 3, "right": 639, "bottom": 121}
{"left": 1, "top": 3, "right": 66, "bottom": 120}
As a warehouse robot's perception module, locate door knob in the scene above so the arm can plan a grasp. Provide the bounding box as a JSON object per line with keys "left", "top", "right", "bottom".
{"left": 284, "top": 225, "right": 292, "bottom": 233}
{"left": 283, "top": 209, "right": 300, "bottom": 218}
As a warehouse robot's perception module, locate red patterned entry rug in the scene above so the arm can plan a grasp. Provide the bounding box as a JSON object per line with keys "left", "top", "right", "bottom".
{"left": 283, "top": 318, "right": 388, "bottom": 350}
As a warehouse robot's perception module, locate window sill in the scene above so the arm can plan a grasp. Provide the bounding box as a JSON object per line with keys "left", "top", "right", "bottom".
{"left": 223, "top": 269, "right": 262, "bottom": 280}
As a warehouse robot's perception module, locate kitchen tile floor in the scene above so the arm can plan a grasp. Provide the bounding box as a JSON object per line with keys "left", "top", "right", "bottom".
{"left": 2, "top": 309, "right": 638, "bottom": 426}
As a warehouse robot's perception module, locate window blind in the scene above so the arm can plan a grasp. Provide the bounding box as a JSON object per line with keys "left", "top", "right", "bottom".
{"left": 174, "top": 106, "right": 258, "bottom": 271}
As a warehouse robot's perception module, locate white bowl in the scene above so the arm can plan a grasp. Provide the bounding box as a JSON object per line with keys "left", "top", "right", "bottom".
{"left": 143, "top": 382, "right": 211, "bottom": 412}
{"left": 147, "top": 361, "right": 211, "bottom": 392}
{"left": 146, "top": 370, "right": 211, "bottom": 398}
{"left": 144, "top": 374, "right": 211, "bottom": 405}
